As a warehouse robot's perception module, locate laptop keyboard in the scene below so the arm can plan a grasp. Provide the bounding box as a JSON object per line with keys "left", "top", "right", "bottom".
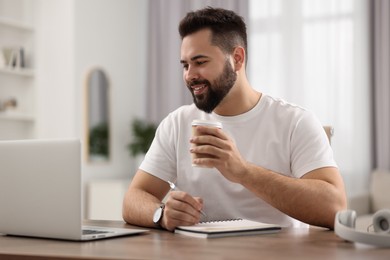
{"left": 82, "top": 229, "right": 110, "bottom": 235}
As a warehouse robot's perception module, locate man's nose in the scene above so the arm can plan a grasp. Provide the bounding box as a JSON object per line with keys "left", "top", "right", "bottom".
{"left": 185, "top": 66, "right": 200, "bottom": 82}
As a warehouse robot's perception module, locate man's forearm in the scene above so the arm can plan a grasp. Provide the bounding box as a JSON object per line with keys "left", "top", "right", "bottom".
{"left": 122, "top": 188, "right": 160, "bottom": 227}
{"left": 239, "top": 164, "right": 347, "bottom": 229}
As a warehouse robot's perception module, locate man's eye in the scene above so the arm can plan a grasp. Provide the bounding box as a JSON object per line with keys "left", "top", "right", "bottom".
{"left": 182, "top": 64, "right": 189, "bottom": 70}
{"left": 196, "top": 61, "right": 207, "bottom": 65}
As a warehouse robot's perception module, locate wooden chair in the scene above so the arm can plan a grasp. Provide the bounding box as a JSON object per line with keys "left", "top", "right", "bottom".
{"left": 323, "top": 126, "right": 334, "bottom": 145}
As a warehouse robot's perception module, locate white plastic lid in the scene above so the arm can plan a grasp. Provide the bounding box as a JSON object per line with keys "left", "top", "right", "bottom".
{"left": 191, "top": 119, "right": 223, "bottom": 129}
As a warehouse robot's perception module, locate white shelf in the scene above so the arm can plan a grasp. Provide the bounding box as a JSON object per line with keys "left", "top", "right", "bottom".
{"left": 0, "top": 67, "right": 34, "bottom": 77}
{"left": 0, "top": 112, "right": 35, "bottom": 122}
{"left": 0, "top": 2, "right": 36, "bottom": 140}
{"left": 0, "top": 17, "right": 34, "bottom": 32}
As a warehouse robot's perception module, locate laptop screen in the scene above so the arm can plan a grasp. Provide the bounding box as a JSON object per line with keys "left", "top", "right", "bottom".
{"left": 0, "top": 139, "right": 83, "bottom": 240}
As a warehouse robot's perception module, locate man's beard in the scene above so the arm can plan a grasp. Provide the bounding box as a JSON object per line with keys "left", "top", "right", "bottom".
{"left": 187, "top": 60, "right": 237, "bottom": 113}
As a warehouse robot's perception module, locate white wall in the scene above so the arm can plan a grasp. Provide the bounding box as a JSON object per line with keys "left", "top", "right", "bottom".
{"left": 34, "top": 0, "right": 148, "bottom": 219}
{"left": 35, "top": 0, "right": 148, "bottom": 182}
{"left": 74, "top": 0, "right": 148, "bottom": 182}
{"left": 35, "top": 0, "right": 76, "bottom": 138}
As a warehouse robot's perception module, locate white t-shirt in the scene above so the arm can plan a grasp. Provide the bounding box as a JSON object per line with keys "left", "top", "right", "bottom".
{"left": 140, "top": 94, "right": 337, "bottom": 227}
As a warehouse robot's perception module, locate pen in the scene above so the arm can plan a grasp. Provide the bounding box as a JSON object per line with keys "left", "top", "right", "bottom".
{"left": 167, "top": 181, "right": 207, "bottom": 217}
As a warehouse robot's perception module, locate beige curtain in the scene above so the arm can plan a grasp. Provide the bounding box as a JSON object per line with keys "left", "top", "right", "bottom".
{"left": 371, "top": 0, "right": 390, "bottom": 171}
{"left": 146, "top": 0, "right": 249, "bottom": 123}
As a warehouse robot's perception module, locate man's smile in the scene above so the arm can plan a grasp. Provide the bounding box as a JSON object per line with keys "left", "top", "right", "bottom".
{"left": 192, "top": 84, "right": 207, "bottom": 95}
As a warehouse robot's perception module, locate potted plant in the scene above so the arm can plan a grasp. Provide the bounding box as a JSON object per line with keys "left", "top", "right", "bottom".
{"left": 128, "top": 118, "right": 157, "bottom": 158}
{"left": 89, "top": 122, "right": 109, "bottom": 161}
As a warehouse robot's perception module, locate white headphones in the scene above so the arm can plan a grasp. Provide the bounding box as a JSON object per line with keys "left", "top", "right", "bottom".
{"left": 334, "top": 209, "right": 390, "bottom": 247}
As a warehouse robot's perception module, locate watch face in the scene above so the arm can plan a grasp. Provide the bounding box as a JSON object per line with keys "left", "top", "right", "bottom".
{"left": 153, "top": 206, "right": 163, "bottom": 224}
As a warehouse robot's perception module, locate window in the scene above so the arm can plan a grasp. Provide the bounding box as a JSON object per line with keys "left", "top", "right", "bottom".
{"left": 248, "top": 0, "right": 371, "bottom": 195}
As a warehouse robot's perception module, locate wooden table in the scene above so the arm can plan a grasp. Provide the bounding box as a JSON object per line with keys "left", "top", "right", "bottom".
{"left": 0, "top": 220, "right": 388, "bottom": 259}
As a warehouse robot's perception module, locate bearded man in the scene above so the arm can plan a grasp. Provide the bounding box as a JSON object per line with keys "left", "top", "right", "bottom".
{"left": 122, "top": 7, "right": 347, "bottom": 231}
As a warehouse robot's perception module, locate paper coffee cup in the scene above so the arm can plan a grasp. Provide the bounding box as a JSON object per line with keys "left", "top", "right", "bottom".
{"left": 191, "top": 119, "right": 223, "bottom": 167}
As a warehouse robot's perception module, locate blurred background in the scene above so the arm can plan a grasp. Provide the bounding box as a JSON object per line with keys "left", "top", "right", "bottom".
{"left": 1, "top": 0, "right": 387, "bottom": 221}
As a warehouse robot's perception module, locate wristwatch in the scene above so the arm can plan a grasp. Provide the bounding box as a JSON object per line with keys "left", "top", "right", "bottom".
{"left": 153, "top": 203, "right": 165, "bottom": 228}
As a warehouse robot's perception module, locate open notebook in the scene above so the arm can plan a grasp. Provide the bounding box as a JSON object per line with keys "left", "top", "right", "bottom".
{"left": 175, "top": 219, "right": 281, "bottom": 238}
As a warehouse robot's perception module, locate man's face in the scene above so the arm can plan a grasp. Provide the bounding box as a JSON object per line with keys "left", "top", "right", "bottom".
{"left": 180, "top": 29, "right": 237, "bottom": 113}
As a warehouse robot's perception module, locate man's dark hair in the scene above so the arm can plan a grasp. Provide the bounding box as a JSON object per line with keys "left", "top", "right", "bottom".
{"left": 179, "top": 7, "right": 248, "bottom": 63}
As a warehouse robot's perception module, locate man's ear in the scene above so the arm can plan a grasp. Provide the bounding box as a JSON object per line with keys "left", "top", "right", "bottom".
{"left": 233, "top": 46, "right": 245, "bottom": 71}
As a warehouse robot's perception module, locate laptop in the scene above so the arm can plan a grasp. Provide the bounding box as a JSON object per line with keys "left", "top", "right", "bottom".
{"left": 0, "top": 139, "right": 148, "bottom": 241}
